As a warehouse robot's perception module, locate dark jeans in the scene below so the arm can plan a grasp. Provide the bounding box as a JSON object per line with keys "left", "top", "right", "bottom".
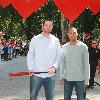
{"left": 89, "top": 62, "right": 96, "bottom": 87}
{"left": 30, "top": 75, "right": 55, "bottom": 100}
{"left": 64, "top": 79, "right": 85, "bottom": 100}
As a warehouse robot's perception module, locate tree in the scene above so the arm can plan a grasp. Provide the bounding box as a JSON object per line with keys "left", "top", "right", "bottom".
{"left": 0, "top": 1, "right": 99, "bottom": 42}
{"left": 61, "top": 8, "right": 100, "bottom": 43}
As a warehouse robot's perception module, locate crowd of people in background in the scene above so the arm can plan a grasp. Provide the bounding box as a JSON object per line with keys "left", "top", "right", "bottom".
{"left": 0, "top": 39, "right": 29, "bottom": 61}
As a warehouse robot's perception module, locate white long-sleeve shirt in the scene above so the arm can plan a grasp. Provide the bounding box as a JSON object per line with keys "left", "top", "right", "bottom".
{"left": 27, "top": 33, "right": 61, "bottom": 78}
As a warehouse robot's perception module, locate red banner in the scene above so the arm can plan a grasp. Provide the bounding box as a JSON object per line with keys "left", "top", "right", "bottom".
{"left": 54, "top": 0, "right": 88, "bottom": 22}
{"left": 0, "top": 0, "right": 10, "bottom": 8}
{"left": 88, "top": 0, "right": 100, "bottom": 14}
{"left": 10, "top": 0, "right": 48, "bottom": 19}
{"left": 0, "top": 0, "right": 99, "bottom": 21}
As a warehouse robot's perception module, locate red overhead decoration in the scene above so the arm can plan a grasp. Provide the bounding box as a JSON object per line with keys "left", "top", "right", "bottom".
{"left": 10, "top": 0, "right": 48, "bottom": 19}
{"left": 0, "top": 0, "right": 99, "bottom": 21}
{"left": 0, "top": 0, "right": 10, "bottom": 8}
{"left": 54, "top": 0, "right": 88, "bottom": 22}
{"left": 88, "top": 0, "right": 100, "bottom": 14}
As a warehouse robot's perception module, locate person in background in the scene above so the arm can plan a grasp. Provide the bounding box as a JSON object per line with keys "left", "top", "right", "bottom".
{"left": 87, "top": 39, "right": 100, "bottom": 89}
{"left": 60, "top": 27, "right": 90, "bottom": 100}
{"left": 83, "top": 32, "right": 93, "bottom": 47}
{"left": 0, "top": 31, "right": 4, "bottom": 71}
{"left": 0, "top": 31, "right": 5, "bottom": 61}
{"left": 27, "top": 19, "right": 61, "bottom": 100}
{"left": 0, "top": 43, "right": 4, "bottom": 61}
{"left": 3, "top": 43, "right": 8, "bottom": 61}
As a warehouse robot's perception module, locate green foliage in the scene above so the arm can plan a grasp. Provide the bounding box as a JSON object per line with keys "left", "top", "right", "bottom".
{"left": 67, "top": 9, "right": 100, "bottom": 40}
{"left": 25, "top": 0, "right": 61, "bottom": 40}
{"left": 92, "top": 26, "right": 100, "bottom": 38}
{"left": 0, "top": 1, "right": 99, "bottom": 41}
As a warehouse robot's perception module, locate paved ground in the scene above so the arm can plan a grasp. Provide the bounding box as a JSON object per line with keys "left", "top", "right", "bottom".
{"left": 0, "top": 56, "right": 100, "bottom": 100}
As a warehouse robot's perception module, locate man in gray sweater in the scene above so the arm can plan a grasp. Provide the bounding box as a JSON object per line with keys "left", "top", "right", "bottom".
{"left": 60, "top": 27, "right": 90, "bottom": 100}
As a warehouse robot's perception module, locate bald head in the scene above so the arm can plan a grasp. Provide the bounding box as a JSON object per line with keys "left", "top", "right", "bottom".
{"left": 66, "top": 27, "right": 78, "bottom": 42}
{"left": 67, "top": 27, "right": 77, "bottom": 33}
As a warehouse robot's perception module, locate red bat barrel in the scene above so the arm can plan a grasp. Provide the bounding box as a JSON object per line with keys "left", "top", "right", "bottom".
{"left": 9, "top": 72, "right": 33, "bottom": 76}
{"left": 9, "top": 71, "right": 48, "bottom": 76}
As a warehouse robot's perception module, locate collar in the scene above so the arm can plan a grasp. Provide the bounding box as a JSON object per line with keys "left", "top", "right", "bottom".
{"left": 40, "top": 33, "right": 51, "bottom": 39}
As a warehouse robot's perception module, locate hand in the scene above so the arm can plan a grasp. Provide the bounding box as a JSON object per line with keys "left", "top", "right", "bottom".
{"left": 96, "top": 65, "right": 100, "bottom": 74}
{"left": 48, "top": 66, "right": 56, "bottom": 76}
{"left": 59, "top": 78, "right": 64, "bottom": 85}
{"left": 28, "top": 69, "right": 34, "bottom": 76}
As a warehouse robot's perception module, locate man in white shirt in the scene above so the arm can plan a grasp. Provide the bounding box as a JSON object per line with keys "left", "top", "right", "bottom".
{"left": 60, "top": 27, "right": 90, "bottom": 100}
{"left": 27, "top": 19, "right": 61, "bottom": 100}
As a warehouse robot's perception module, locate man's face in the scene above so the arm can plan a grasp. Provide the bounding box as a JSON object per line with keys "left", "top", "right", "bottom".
{"left": 42, "top": 21, "right": 53, "bottom": 34}
{"left": 67, "top": 28, "right": 78, "bottom": 41}
{"left": 91, "top": 40, "right": 98, "bottom": 48}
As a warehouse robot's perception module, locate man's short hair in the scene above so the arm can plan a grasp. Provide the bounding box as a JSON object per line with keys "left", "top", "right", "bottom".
{"left": 42, "top": 18, "right": 53, "bottom": 25}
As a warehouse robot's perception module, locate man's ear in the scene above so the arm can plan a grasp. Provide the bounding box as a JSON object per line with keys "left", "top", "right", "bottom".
{"left": 66, "top": 32, "right": 69, "bottom": 36}
{"left": 41, "top": 24, "right": 43, "bottom": 30}
{"left": 77, "top": 33, "right": 78, "bottom": 36}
